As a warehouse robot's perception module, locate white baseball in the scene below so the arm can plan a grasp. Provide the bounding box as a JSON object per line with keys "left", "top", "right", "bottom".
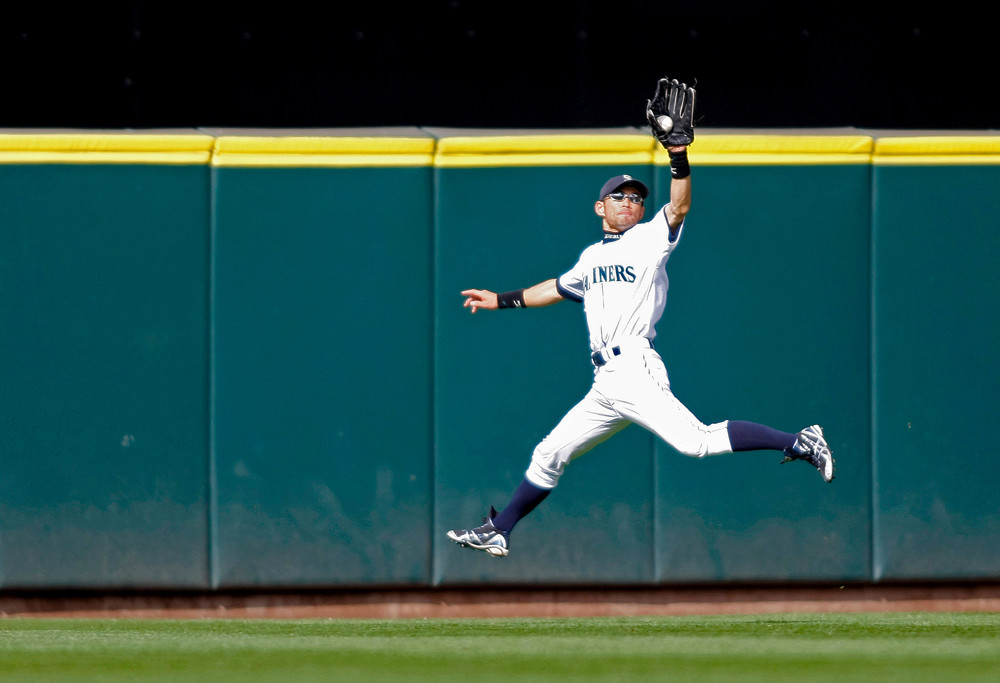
{"left": 656, "top": 115, "right": 673, "bottom": 132}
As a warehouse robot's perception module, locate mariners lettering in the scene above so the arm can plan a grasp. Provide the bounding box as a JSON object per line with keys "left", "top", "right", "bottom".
{"left": 583, "top": 265, "right": 636, "bottom": 292}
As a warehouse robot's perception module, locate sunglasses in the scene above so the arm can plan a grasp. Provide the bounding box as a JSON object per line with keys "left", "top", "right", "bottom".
{"left": 605, "top": 191, "right": 644, "bottom": 205}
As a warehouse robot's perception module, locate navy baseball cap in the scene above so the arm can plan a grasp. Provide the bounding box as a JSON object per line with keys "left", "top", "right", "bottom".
{"left": 598, "top": 174, "right": 650, "bottom": 200}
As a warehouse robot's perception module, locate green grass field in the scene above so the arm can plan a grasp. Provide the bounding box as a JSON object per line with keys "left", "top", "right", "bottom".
{"left": 1, "top": 612, "right": 998, "bottom": 682}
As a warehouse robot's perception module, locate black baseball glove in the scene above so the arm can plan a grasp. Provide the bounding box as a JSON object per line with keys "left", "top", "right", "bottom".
{"left": 646, "top": 77, "right": 696, "bottom": 148}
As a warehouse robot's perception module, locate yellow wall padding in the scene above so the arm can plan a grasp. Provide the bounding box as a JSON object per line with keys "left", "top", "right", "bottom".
{"left": 433, "top": 134, "right": 655, "bottom": 167}
{"left": 678, "top": 134, "right": 875, "bottom": 166}
{"left": 211, "top": 136, "right": 436, "bottom": 167}
{"left": 4, "top": 131, "right": 1000, "bottom": 167}
{"left": 0, "top": 133, "right": 215, "bottom": 164}
{"left": 873, "top": 136, "right": 1000, "bottom": 165}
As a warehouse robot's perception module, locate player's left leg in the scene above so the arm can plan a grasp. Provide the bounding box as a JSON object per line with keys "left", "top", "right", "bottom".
{"left": 780, "top": 425, "right": 835, "bottom": 482}
{"left": 602, "top": 348, "right": 833, "bottom": 480}
{"left": 726, "top": 420, "right": 834, "bottom": 481}
{"left": 616, "top": 381, "right": 732, "bottom": 458}
{"left": 600, "top": 348, "right": 730, "bottom": 457}
{"left": 727, "top": 420, "right": 795, "bottom": 451}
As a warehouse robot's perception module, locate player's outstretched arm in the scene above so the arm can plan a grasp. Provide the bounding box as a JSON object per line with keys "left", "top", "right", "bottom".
{"left": 461, "top": 278, "right": 564, "bottom": 314}
{"left": 665, "top": 151, "right": 691, "bottom": 229}
{"left": 647, "top": 77, "right": 695, "bottom": 230}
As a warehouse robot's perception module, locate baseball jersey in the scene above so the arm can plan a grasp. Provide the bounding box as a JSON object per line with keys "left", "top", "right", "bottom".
{"left": 556, "top": 204, "right": 684, "bottom": 353}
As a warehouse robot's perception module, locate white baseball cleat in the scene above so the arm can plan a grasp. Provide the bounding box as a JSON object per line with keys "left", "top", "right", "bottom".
{"left": 446, "top": 506, "right": 510, "bottom": 557}
{"left": 781, "top": 424, "right": 835, "bottom": 482}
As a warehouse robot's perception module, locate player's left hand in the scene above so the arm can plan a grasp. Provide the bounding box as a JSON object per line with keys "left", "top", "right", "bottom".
{"left": 646, "top": 77, "right": 696, "bottom": 148}
{"left": 461, "top": 289, "right": 498, "bottom": 313}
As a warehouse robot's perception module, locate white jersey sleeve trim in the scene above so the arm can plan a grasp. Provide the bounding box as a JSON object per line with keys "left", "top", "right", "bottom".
{"left": 651, "top": 203, "right": 684, "bottom": 246}
{"left": 556, "top": 274, "right": 584, "bottom": 303}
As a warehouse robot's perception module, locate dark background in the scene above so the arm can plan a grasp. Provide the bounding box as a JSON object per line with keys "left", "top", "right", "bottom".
{"left": 3, "top": 2, "right": 997, "bottom": 130}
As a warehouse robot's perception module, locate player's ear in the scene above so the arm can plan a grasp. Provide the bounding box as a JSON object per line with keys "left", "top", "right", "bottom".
{"left": 594, "top": 200, "right": 606, "bottom": 217}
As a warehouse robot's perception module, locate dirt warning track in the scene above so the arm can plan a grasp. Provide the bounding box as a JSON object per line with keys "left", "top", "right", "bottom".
{"left": 3, "top": 584, "right": 1000, "bottom": 619}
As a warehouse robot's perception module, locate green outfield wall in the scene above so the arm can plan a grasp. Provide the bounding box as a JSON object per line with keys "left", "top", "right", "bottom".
{"left": 869, "top": 137, "right": 1000, "bottom": 580}
{"left": 1, "top": 129, "right": 997, "bottom": 589}
{"left": 0, "top": 133, "right": 215, "bottom": 588}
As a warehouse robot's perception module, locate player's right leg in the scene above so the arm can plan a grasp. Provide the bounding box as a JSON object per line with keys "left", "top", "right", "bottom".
{"left": 446, "top": 506, "right": 510, "bottom": 557}
{"left": 523, "top": 387, "right": 629, "bottom": 490}
{"left": 447, "top": 387, "right": 627, "bottom": 557}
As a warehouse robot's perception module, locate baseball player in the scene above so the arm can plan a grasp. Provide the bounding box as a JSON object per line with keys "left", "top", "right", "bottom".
{"left": 447, "top": 78, "right": 834, "bottom": 558}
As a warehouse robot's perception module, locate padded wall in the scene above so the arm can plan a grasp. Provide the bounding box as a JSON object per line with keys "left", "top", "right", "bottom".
{"left": 651, "top": 137, "right": 874, "bottom": 582}
{"left": 870, "top": 138, "right": 1000, "bottom": 580}
{"left": 430, "top": 130, "right": 659, "bottom": 585}
{"left": 1, "top": 130, "right": 997, "bottom": 589}
{"left": 0, "top": 134, "right": 214, "bottom": 588}
{"left": 209, "top": 132, "right": 437, "bottom": 587}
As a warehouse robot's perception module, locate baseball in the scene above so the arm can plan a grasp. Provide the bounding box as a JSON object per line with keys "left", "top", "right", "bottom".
{"left": 656, "top": 115, "right": 673, "bottom": 132}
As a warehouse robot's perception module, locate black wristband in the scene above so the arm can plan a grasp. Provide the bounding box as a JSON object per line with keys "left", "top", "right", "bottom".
{"left": 668, "top": 149, "right": 691, "bottom": 179}
{"left": 497, "top": 289, "right": 526, "bottom": 309}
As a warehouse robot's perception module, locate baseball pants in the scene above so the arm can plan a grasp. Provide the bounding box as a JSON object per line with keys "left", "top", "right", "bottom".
{"left": 525, "top": 340, "right": 732, "bottom": 490}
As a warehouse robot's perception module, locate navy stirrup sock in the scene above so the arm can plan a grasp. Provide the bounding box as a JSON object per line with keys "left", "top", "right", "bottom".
{"left": 492, "top": 479, "right": 551, "bottom": 533}
{"left": 727, "top": 420, "right": 796, "bottom": 452}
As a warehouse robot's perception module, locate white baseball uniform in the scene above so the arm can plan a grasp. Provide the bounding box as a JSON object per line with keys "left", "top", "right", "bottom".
{"left": 525, "top": 202, "right": 733, "bottom": 490}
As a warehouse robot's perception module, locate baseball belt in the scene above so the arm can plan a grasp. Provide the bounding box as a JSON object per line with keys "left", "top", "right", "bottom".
{"left": 591, "top": 338, "right": 653, "bottom": 367}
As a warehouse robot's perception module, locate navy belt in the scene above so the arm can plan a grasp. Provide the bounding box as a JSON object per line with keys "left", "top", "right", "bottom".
{"left": 591, "top": 339, "right": 652, "bottom": 367}
{"left": 591, "top": 346, "right": 622, "bottom": 367}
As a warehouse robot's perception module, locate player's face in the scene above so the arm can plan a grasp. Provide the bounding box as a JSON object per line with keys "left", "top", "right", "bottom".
{"left": 595, "top": 185, "right": 645, "bottom": 232}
